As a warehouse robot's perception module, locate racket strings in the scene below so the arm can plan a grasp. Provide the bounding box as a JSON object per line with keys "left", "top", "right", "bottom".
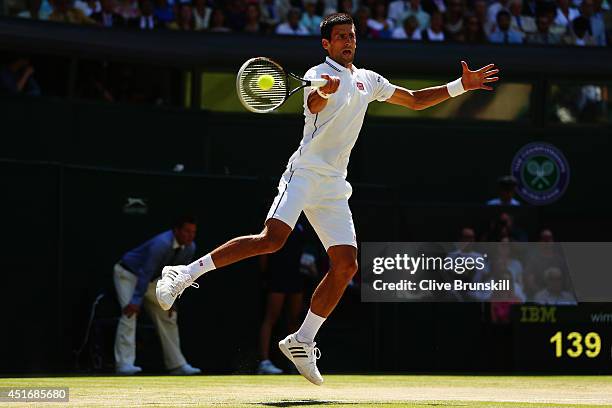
{"left": 238, "top": 58, "right": 287, "bottom": 112}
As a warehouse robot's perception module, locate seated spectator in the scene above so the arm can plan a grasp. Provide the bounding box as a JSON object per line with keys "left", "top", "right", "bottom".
{"left": 496, "top": 237, "right": 526, "bottom": 301}
{"left": 447, "top": 227, "right": 491, "bottom": 301}
{"left": 114, "top": 0, "right": 140, "bottom": 21}
{"left": 490, "top": 269, "right": 523, "bottom": 323}
{"left": 523, "top": 0, "right": 537, "bottom": 17}
{"left": 354, "top": 6, "right": 373, "bottom": 38}
{"left": 582, "top": 0, "right": 607, "bottom": 45}
{"left": 463, "top": 13, "right": 487, "bottom": 43}
{"left": 400, "top": 0, "right": 431, "bottom": 30}
{"left": 243, "top": 3, "right": 264, "bottom": 33}
{"left": 368, "top": 0, "right": 395, "bottom": 38}
{"left": 391, "top": 15, "right": 423, "bottom": 39}
{"left": 129, "top": 0, "right": 160, "bottom": 29}
{"left": 486, "top": 0, "right": 510, "bottom": 33}
{"left": 0, "top": 56, "right": 41, "bottom": 96}
{"left": 338, "top": 0, "right": 359, "bottom": 15}
{"left": 225, "top": 0, "right": 248, "bottom": 32}
{"left": 554, "top": 0, "right": 581, "bottom": 33}
{"left": 523, "top": 228, "right": 566, "bottom": 298}
{"left": 167, "top": 3, "right": 194, "bottom": 30}
{"left": 539, "top": 228, "right": 554, "bottom": 242}
{"left": 509, "top": 0, "right": 537, "bottom": 38}
{"left": 74, "top": 0, "right": 101, "bottom": 16}
{"left": 533, "top": 267, "right": 577, "bottom": 305}
{"left": 422, "top": 9, "right": 444, "bottom": 40}
{"left": 301, "top": 0, "right": 322, "bottom": 35}
{"left": 487, "top": 175, "right": 521, "bottom": 206}
{"left": 208, "top": 7, "right": 231, "bottom": 32}
{"left": 564, "top": 15, "right": 598, "bottom": 44}
{"left": 481, "top": 212, "right": 527, "bottom": 242}
{"left": 275, "top": 8, "right": 309, "bottom": 35}
{"left": 489, "top": 10, "right": 524, "bottom": 43}
{"left": 473, "top": 0, "right": 492, "bottom": 35}
{"left": 319, "top": 0, "right": 335, "bottom": 15}
{"left": 322, "top": 0, "right": 340, "bottom": 16}
{"left": 260, "top": 0, "right": 282, "bottom": 30}
{"left": 49, "top": 0, "right": 96, "bottom": 24}
{"left": 526, "top": 12, "right": 562, "bottom": 44}
{"left": 18, "top": 0, "right": 52, "bottom": 20}
{"left": 91, "top": 0, "right": 125, "bottom": 27}
{"left": 444, "top": 0, "right": 465, "bottom": 41}
{"left": 592, "top": 0, "right": 609, "bottom": 46}
{"left": 388, "top": 0, "right": 409, "bottom": 25}
{"left": 153, "top": 0, "right": 174, "bottom": 24}
{"left": 192, "top": 0, "right": 211, "bottom": 30}
{"left": 422, "top": 0, "right": 446, "bottom": 15}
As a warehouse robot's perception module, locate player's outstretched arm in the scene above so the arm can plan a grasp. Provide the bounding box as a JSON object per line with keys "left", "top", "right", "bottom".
{"left": 385, "top": 61, "right": 499, "bottom": 111}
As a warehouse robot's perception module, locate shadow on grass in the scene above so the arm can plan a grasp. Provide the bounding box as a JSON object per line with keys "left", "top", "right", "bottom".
{"left": 254, "top": 400, "right": 358, "bottom": 407}
{"left": 254, "top": 401, "right": 468, "bottom": 407}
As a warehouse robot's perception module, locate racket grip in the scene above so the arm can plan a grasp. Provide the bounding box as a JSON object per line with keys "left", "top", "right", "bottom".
{"left": 309, "top": 78, "right": 328, "bottom": 88}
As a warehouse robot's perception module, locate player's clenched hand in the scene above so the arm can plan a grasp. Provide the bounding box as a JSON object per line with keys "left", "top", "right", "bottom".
{"left": 460, "top": 61, "right": 499, "bottom": 91}
{"left": 123, "top": 303, "right": 140, "bottom": 318}
{"left": 320, "top": 74, "right": 340, "bottom": 95}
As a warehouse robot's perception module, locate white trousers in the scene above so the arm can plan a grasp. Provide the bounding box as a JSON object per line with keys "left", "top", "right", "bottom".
{"left": 113, "top": 263, "right": 187, "bottom": 370}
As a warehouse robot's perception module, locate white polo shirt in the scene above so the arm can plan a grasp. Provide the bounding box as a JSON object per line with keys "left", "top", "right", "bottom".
{"left": 285, "top": 57, "right": 396, "bottom": 178}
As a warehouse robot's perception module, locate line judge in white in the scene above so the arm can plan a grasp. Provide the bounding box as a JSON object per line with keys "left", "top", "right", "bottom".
{"left": 156, "top": 12, "right": 500, "bottom": 386}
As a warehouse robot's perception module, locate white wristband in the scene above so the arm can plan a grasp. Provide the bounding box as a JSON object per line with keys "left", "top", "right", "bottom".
{"left": 447, "top": 78, "right": 466, "bottom": 98}
{"left": 316, "top": 88, "right": 330, "bottom": 99}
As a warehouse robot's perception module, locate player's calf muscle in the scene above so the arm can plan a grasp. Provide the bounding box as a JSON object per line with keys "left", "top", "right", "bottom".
{"left": 210, "top": 228, "right": 288, "bottom": 267}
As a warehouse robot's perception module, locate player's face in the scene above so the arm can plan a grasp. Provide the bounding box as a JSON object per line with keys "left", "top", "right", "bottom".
{"left": 174, "top": 223, "right": 197, "bottom": 246}
{"left": 323, "top": 24, "right": 357, "bottom": 67}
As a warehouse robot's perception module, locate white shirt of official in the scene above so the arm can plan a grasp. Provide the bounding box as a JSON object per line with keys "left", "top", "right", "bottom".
{"left": 285, "top": 57, "right": 396, "bottom": 178}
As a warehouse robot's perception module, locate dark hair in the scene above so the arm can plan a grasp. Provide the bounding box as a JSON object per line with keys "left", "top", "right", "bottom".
{"left": 496, "top": 9, "right": 511, "bottom": 22}
{"left": 572, "top": 15, "right": 589, "bottom": 33}
{"left": 173, "top": 214, "right": 198, "bottom": 229}
{"left": 320, "top": 13, "right": 354, "bottom": 40}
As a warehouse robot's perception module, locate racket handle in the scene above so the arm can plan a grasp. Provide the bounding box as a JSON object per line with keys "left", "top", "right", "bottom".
{"left": 309, "top": 78, "right": 328, "bottom": 88}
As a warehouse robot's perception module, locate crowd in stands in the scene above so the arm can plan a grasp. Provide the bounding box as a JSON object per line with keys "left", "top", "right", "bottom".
{"left": 12, "top": 0, "right": 611, "bottom": 46}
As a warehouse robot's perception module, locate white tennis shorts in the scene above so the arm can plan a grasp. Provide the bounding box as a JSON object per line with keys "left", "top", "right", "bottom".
{"left": 265, "top": 168, "right": 357, "bottom": 250}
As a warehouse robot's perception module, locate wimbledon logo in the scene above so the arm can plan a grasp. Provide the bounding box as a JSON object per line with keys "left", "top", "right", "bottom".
{"left": 511, "top": 142, "right": 570, "bottom": 205}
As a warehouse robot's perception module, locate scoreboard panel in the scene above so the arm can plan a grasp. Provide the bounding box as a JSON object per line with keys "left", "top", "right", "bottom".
{"left": 513, "top": 304, "right": 612, "bottom": 373}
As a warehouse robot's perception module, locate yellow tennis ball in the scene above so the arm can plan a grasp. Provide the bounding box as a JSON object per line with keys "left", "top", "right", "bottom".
{"left": 257, "top": 74, "right": 275, "bottom": 91}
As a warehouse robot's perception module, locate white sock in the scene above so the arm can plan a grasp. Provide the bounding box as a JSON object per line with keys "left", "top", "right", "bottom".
{"left": 296, "top": 309, "right": 326, "bottom": 344}
{"left": 186, "top": 253, "right": 216, "bottom": 279}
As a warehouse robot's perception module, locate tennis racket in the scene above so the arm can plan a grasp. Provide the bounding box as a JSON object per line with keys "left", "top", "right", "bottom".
{"left": 236, "top": 57, "right": 328, "bottom": 114}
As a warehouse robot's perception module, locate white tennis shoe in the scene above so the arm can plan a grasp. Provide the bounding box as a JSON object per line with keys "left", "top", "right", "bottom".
{"left": 156, "top": 265, "right": 199, "bottom": 310}
{"left": 278, "top": 333, "right": 323, "bottom": 385}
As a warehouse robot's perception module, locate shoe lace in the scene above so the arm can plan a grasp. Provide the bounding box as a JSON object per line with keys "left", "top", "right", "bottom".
{"left": 167, "top": 269, "right": 199, "bottom": 298}
{"left": 304, "top": 342, "right": 321, "bottom": 364}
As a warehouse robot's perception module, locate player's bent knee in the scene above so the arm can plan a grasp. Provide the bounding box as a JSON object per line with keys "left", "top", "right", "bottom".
{"left": 332, "top": 259, "right": 358, "bottom": 281}
{"left": 258, "top": 221, "right": 291, "bottom": 254}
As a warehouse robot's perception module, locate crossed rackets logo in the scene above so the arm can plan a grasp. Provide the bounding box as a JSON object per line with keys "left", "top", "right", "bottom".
{"left": 525, "top": 158, "right": 556, "bottom": 190}
{"left": 511, "top": 143, "right": 570, "bottom": 205}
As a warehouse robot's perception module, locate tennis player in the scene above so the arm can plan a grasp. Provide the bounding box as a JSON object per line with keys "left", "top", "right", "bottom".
{"left": 157, "top": 12, "right": 499, "bottom": 385}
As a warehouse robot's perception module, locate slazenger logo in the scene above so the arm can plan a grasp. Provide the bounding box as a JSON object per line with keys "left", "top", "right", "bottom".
{"left": 511, "top": 142, "right": 570, "bottom": 205}
{"left": 356, "top": 82, "right": 365, "bottom": 91}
